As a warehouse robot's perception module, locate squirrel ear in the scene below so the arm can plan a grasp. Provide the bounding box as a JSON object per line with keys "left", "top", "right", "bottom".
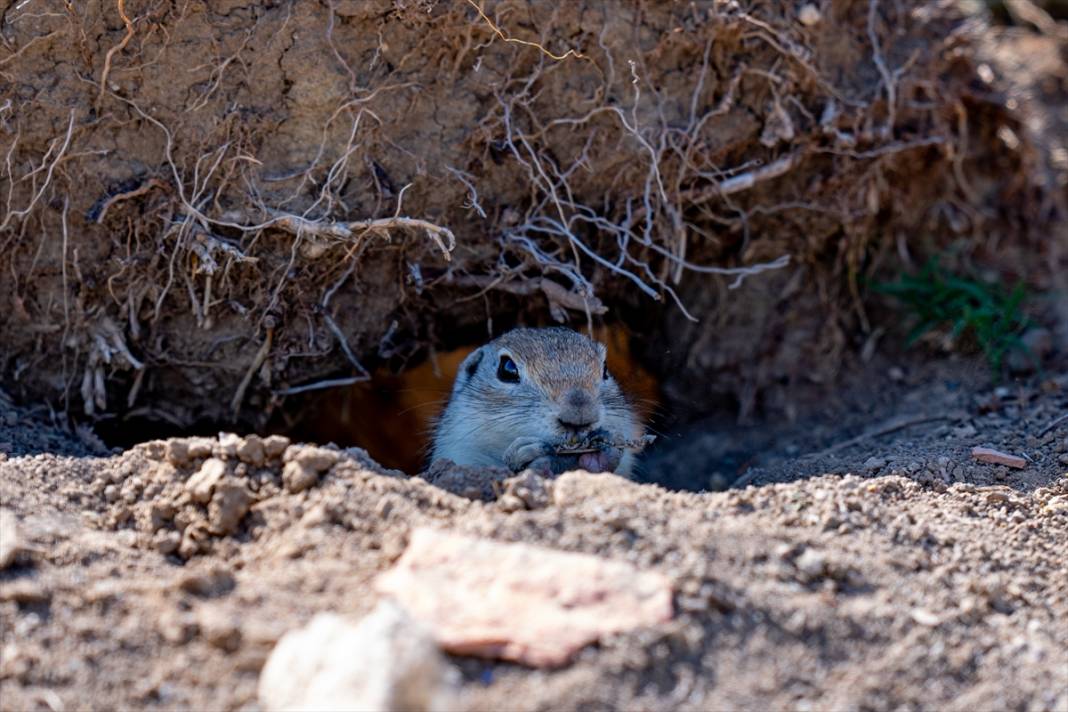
{"left": 460, "top": 347, "right": 483, "bottom": 382}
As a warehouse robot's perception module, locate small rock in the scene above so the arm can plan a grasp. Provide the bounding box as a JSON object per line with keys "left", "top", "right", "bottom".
{"left": 178, "top": 566, "right": 236, "bottom": 597}
{"left": 186, "top": 458, "right": 228, "bottom": 503}
{"left": 148, "top": 502, "right": 176, "bottom": 531}
{"left": 798, "top": 3, "right": 821, "bottom": 26}
{"left": 888, "top": 366, "right": 905, "bottom": 382}
{"left": 140, "top": 440, "right": 167, "bottom": 460}
{"left": 376, "top": 527, "right": 673, "bottom": 667}
{"left": 208, "top": 480, "right": 251, "bottom": 535}
{"left": 795, "top": 549, "right": 827, "bottom": 579}
{"left": 166, "top": 439, "right": 191, "bottom": 466}
{"left": 971, "top": 447, "right": 1027, "bottom": 469}
{"left": 215, "top": 432, "right": 242, "bottom": 459}
{"left": 186, "top": 437, "right": 215, "bottom": 460}
{"left": 910, "top": 608, "right": 941, "bottom": 627}
{"left": 497, "top": 494, "right": 526, "bottom": 513}
{"left": 283, "top": 445, "right": 339, "bottom": 473}
{"left": 198, "top": 606, "right": 242, "bottom": 652}
{"left": 263, "top": 435, "right": 291, "bottom": 459}
{"left": 153, "top": 529, "right": 181, "bottom": 555}
{"left": 282, "top": 461, "right": 318, "bottom": 493}
{"left": 258, "top": 603, "right": 456, "bottom": 712}
{"left": 1057, "top": 453, "right": 1068, "bottom": 466}
{"left": 237, "top": 435, "right": 266, "bottom": 467}
{"left": 300, "top": 503, "right": 333, "bottom": 527}
{"left": 861, "top": 456, "right": 887, "bottom": 473}
{"left": 0, "top": 509, "right": 20, "bottom": 569}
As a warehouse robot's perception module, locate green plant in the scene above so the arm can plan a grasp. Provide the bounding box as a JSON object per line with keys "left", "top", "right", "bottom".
{"left": 874, "top": 259, "right": 1031, "bottom": 372}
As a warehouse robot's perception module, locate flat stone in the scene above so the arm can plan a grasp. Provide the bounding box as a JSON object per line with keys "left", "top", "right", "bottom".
{"left": 971, "top": 447, "right": 1026, "bottom": 469}
{"left": 376, "top": 527, "right": 673, "bottom": 667}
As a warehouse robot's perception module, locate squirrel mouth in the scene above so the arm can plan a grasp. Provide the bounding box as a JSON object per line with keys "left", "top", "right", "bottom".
{"left": 555, "top": 430, "right": 656, "bottom": 456}
{"left": 577, "top": 450, "right": 617, "bottom": 473}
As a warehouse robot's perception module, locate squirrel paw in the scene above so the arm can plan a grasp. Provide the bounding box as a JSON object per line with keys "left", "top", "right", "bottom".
{"left": 504, "top": 436, "right": 554, "bottom": 474}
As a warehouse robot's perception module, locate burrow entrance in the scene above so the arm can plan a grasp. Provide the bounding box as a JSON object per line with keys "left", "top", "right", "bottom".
{"left": 92, "top": 321, "right": 737, "bottom": 489}
{"left": 85, "top": 311, "right": 1007, "bottom": 493}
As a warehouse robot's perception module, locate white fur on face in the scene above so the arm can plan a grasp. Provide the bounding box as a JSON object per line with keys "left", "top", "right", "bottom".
{"left": 430, "top": 330, "right": 641, "bottom": 473}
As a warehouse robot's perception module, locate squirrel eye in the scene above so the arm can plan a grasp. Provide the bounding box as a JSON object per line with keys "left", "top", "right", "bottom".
{"left": 497, "top": 355, "right": 520, "bottom": 383}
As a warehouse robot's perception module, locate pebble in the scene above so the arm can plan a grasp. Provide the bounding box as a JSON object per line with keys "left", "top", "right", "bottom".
{"left": 153, "top": 530, "right": 181, "bottom": 555}
{"left": 862, "top": 456, "right": 887, "bottom": 473}
{"left": 263, "top": 435, "right": 291, "bottom": 459}
{"left": 166, "top": 439, "right": 190, "bottom": 466}
{"left": 197, "top": 606, "right": 242, "bottom": 652}
{"left": 186, "top": 458, "right": 228, "bottom": 503}
{"left": 208, "top": 479, "right": 251, "bottom": 535}
{"left": 910, "top": 608, "right": 941, "bottom": 627}
{"left": 283, "top": 445, "right": 339, "bottom": 473}
{"left": 795, "top": 549, "right": 827, "bottom": 579}
{"left": 282, "top": 461, "right": 318, "bottom": 494}
{"left": 186, "top": 437, "right": 215, "bottom": 460}
{"left": 798, "top": 3, "right": 821, "bottom": 26}
{"left": 214, "top": 433, "right": 242, "bottom": 459}
{"left": 258, "top": 603, "right": 456, "bottom": 712}
{"left": 237, "top": 435, "right": 266, "bottom": 467}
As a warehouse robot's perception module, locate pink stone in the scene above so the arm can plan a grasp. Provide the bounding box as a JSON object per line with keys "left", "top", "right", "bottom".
{"left": 376, "top": 528, "right": 673, "bottom": 667}
{"left": 971, "top": 447, "right": 1027, "bottom": 469}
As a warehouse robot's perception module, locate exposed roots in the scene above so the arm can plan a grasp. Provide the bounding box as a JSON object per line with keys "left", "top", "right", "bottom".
{"left": 0, "top": 0, "right": 1049, "bottom": 426}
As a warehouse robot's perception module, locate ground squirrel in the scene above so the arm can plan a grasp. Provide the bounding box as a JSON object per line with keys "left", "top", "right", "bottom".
{"left": 430, "top": 327, "right": 650, "bottom": 476}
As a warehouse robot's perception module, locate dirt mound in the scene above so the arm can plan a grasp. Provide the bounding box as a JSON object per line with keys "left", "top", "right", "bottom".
{"left": 1, "top": 1, "right": 1058, "bottom": 431}
{"left": 1, "top": 413, "right": 1066, "bottom": 710}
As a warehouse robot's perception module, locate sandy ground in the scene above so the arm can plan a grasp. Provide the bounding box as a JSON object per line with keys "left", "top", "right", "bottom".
{"left": 1, "top": 356, "right": 1066, "bottom": 711}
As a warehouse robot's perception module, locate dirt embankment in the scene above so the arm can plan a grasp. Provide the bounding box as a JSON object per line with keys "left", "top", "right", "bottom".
{"left": 1, "top": 1, "right": 1059, "bottom": 433}
{"left": 1, "top": 364, "right": 1066, "bottom": 711}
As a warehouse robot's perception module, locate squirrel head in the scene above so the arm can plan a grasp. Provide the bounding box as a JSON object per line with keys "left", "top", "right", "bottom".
{"left": 434, "top": 327, "right": 639, "bottom": 468}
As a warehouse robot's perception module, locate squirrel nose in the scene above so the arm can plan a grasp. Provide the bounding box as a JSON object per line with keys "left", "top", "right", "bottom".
{"left": 557, "top": 389, "right": 598, "bottom": 432}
